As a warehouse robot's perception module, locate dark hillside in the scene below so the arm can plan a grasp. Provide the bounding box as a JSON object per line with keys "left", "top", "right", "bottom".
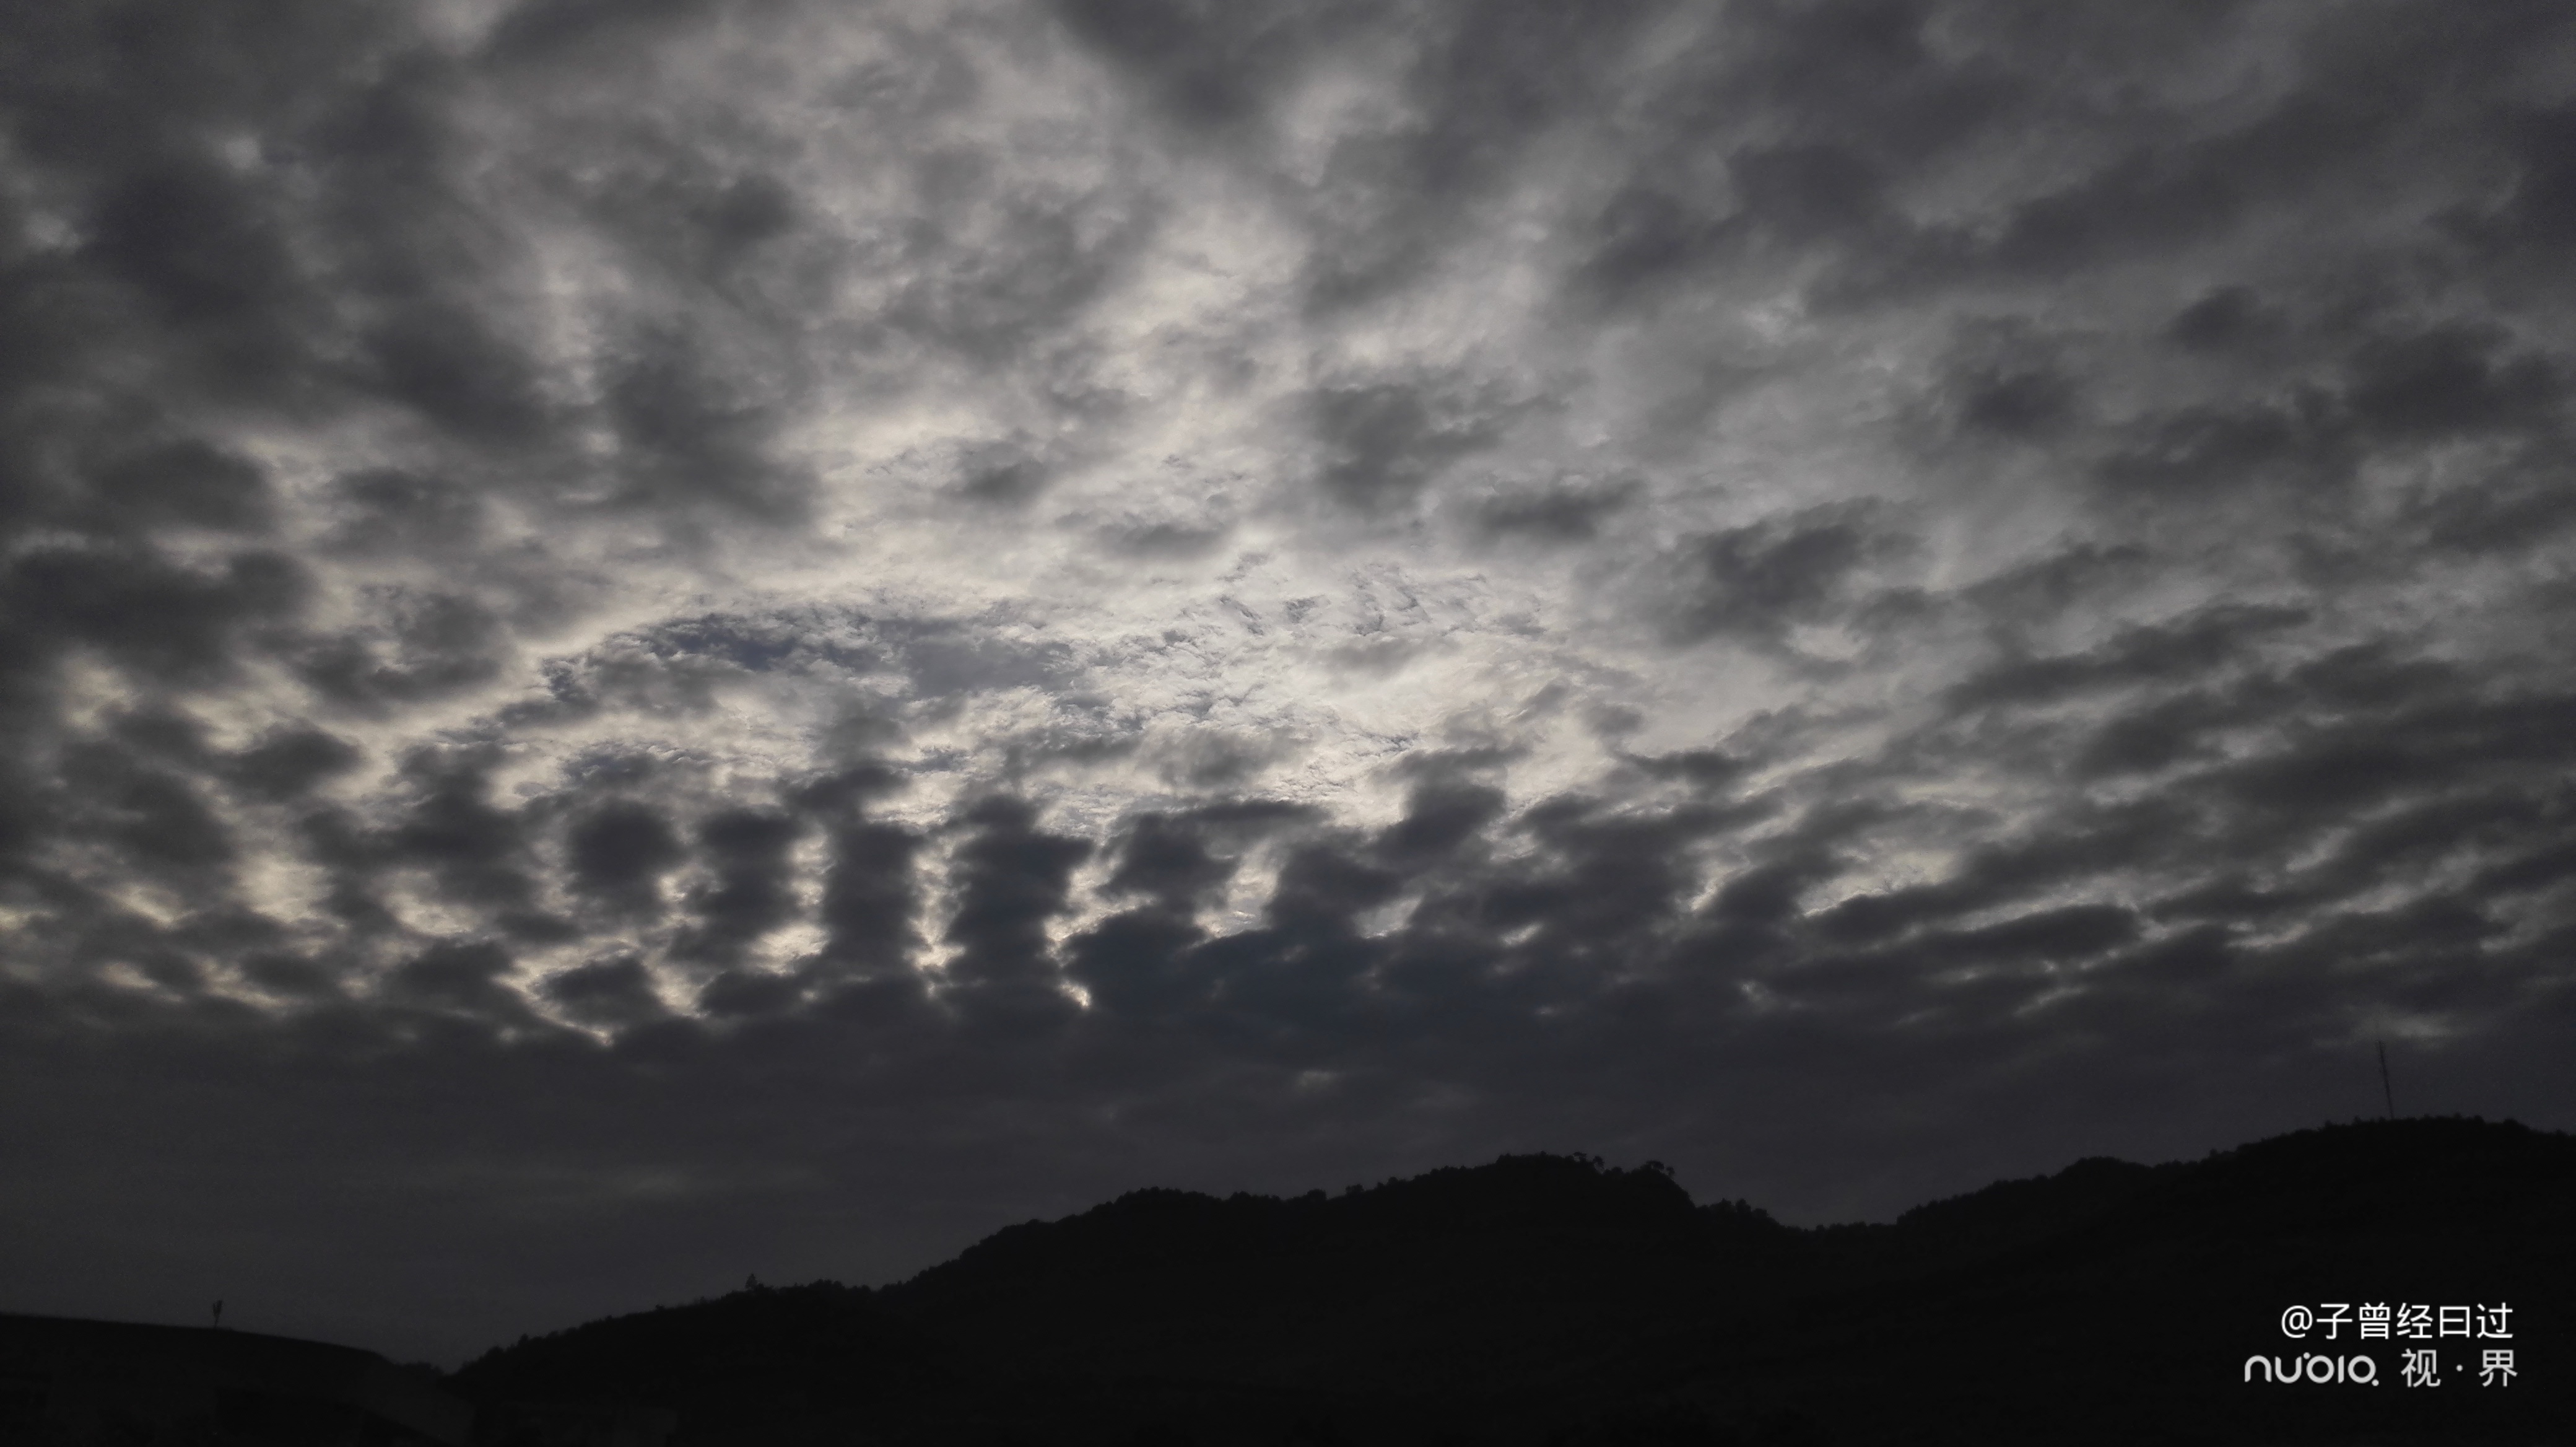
{"left": 446, "top": 1118, "right": 2575, "bottom": 1446}
{"left": 876, "top": 1155, "right": 1804, "bottom": 1401}
{"left": 1645, "top": 1117, "right": 2576, "bottom": 1446}
{"left": 1793, "top": 1153, "right": 2177, "bottom": 1288}
{"left": 446, "top": 1281, "right": 955, "bottom": 1444}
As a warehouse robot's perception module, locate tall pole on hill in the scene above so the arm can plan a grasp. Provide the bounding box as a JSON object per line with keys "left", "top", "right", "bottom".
{"left": 2377, "top": 1040, "right": 2395, "bottom": 1119}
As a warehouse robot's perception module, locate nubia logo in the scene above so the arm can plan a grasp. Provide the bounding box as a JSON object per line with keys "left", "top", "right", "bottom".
{"left": 2245, "top": 1353, "right": 2380, "bottom": 1385}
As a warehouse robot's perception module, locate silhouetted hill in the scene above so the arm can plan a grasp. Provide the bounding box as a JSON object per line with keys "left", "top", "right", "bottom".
{"left": 1635, "top": 1117, "right": 2576, "bottom": 1446}
{"left": 875, "top": 1156, "right": 1803, "bottom": 1402}
{"left": 448, "top": 1280, "right": 950, "bottom": 1443}
{"left": 0, "top": 1312, "right": 472, "bottom": 1445}
{"left": 448, "top": 1117, "right": 2575, "bottom": 1446}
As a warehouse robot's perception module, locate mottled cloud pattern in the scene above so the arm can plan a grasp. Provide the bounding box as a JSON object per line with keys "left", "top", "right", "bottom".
{"left": 2, "top": 0, "right": 2573, "bottom": 1363}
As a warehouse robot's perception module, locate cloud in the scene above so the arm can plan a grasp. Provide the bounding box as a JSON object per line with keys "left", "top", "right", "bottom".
{"left": 1467, "top": 476, "right": 1642, "bottom": 545}
{"left": 1661, "top": 504, "right": 1903, "bottom": 651}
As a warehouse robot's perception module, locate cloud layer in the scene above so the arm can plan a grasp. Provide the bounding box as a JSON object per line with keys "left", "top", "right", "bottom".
{"left": 2, "top": 0, "right": 2573, "bottom": 1363}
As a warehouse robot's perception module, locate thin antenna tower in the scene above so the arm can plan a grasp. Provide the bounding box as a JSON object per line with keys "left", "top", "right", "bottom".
{"left": 2377, "top": 1041, "right": 2395, "bottom": 1120}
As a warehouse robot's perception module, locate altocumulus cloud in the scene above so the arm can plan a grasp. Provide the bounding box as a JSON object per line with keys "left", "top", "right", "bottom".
{"left": 1, "top": 0, "right": 2574, "bottom": 1364}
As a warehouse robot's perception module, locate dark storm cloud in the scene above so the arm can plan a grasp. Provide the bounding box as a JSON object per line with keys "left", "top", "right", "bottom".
{"left": 1562, "top": 0, "right": 2576, "bottom": 317}
{"left": 2339, "top": 323, "right": 2562, "bottom": 440}
{"left": 2094, "top": 396, "right": 2341, "bottom": 496}
{"left": 956, "top": 445, "right": 1051, "bottom": 507}
{"left": 2, "top": 544, "right": 307, "bottom": 685}
{"left": 542, "top": 954, "right": 672, "bottom": 1029}
{"left": 1372, "top": 777, "right": 1506, "bottom": 867}
{"left": 80, "top": 157, "right": 315, "bottom": 374}
{"left": 2, "top": 0, "right": 2574, "bottom": 1374}
{"left": 59, "top": 739, "right": 236, "bottom": 877}
{"left": 380, "top": 748, "right": 541, "bottom": 914}
{"left": 814, "top": 820, "right": 923, "bottom": 976}
{"left": 1943, "top": 351, "right": 2082, "bottom": 442}
{"left": 482, "top": 0, "right": 728, "bottom": 68}
{"left": 298, "top": 588, "right": 512, "bottom": 707}
{"left": 1943, "top": 602, "right": 2311, "bottom": 712}
{"left": 1577, "top": 138, "right": 1911, "bottom": 310}
{"left": 1058, "top": 0, "right": 1674, "bottom": 307}
{"left": 877, "top": 146, "right": 1153, "bottom": 367}
{"left": 564, "top": 801, "right": 686, "bottom": 915}
{"left": 941, "top": 797, "right": 1092, "bottom": 1025}
{"left": 600, "top": 325, "right": 812, "bottom": 527}
{"left": 386, "top": 938, "right": 538, "bottom": 1025}
{"left": 1051, "top": 0, "right": 1354, "bottom": 131}
{"left": 1094, "top": 517, "right": 1232, "bottom": 559}
{"left": 1956, "top": 543, "right": 2152, "bottom": 627}
{"left": 1306, "top": 380, "right": 1513, "bottom": 514}
{"left": 1468, "top": 476, "right": 1643, "bottom": 544}
{"left": 2163, "top": 285, "right": 2286, "bottom": 354}
{"left": 323, "top": 468, "right": 489, "bottom": 554}
{"left": 1475, "top": 802, "right": 1734, "bottom": 963}
{"left": 673, "top": 810, "right": 805, "bottom": 963}
{"left": 87, "top": 439, "right": 276, "bottom": 534}
{"left": 1661, "top": 504, "right": 1900, "bottom": 650}
{"left": 362, "top": 301, "right": 557, "bottom": 448}
{"left": 1102, "top": 800, "right": 1311, "bottom": 911}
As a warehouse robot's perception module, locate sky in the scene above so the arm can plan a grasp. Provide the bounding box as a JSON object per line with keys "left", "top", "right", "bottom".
{"left": 3, "top": 0, "right": 2574, "bottom": 1368}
